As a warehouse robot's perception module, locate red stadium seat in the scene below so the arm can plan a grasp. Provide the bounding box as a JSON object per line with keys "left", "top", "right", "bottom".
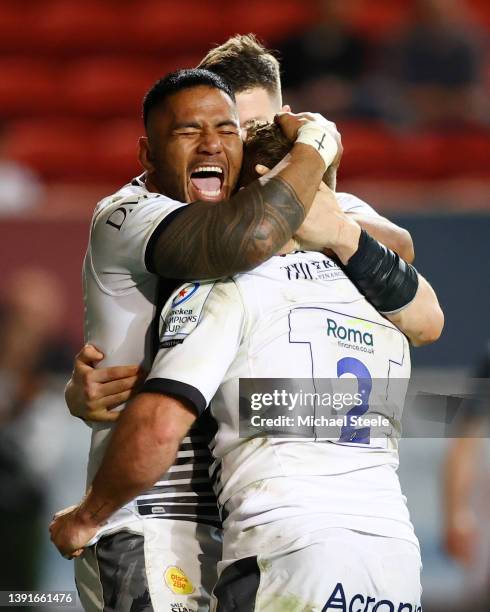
{"left": 0, "top": 59, "right": 64, "bottom": 117}
{"left": 441, "top": 131, "right": 490, "bottom": 177}
{"left": 126, "top": 1, "right": 229, "bottom": 53}
{"left": 34, "top": 1, "right": 128, "bottom": 53}
{"left": 394, "top": 132, "right": 450, "bottom": 180}
{"left": 349, "top": 0, "right": 412, "bottom": 40}
{"left": 394, "top": 131, "right": 490, "bottom": 180}
{"left": 64, "top": 59, "right": 170, "bottom": 118}
{"left": 0, "top": 2, "right": 30, "bottom": 52}
{"left": 338, "top": 122, "right": 401, "bottom": 180}
{"left": 467, "top": 0, "right": 490, "bottom": 30}
{"left": 91, "top": 120, "right": 143, "bottom": 183}
{"left": 226, "top": 0, "right": 316, "bottom": 43}
{"left": 8, "top": 120, "right": 94, "bottom": 181}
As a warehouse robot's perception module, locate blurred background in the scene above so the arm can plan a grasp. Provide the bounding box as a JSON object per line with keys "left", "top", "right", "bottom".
{"left": 0, "top": 0, "right": 488, "bottom": 610}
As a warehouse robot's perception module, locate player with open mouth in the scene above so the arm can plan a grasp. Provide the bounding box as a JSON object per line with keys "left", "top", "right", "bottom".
{"left": 189, "top": 165, "right": 225, "bottom": 201}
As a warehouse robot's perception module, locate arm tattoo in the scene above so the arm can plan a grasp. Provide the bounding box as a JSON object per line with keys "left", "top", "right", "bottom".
{"left": 153, "top": 177, "right": 305, "bottom": 279}
{"left": 85, "top": 502, "right": 110, "bottom": 523}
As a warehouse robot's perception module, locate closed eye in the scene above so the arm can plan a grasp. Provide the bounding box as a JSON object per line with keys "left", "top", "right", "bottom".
{"left": 175, "top": 129, "right": 200, "bottom": 136}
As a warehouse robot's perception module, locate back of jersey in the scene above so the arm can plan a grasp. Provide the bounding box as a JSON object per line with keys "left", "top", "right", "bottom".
{"left": 210, "top": 251, "right": 411, "bottom": 501}
{"left": 147, "top": 249, "right": 415, "bottom": 546}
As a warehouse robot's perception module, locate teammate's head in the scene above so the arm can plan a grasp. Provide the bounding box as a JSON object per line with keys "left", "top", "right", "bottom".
{"left": 240, "top": 122, "right": 335, "bottom": 190}
{"left": 139, "top": 68, "right": 243, "bottom": 204}
{"left": 198, "top": 34, "right": 285, "bottom": 127}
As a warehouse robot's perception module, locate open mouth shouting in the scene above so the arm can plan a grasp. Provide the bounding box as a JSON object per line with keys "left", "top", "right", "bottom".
{"left": 188, "top": 164, "right": 226, "bottom": 202}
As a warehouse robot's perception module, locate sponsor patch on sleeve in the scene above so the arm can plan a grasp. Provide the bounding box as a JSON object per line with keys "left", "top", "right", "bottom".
{"left": 164, "top": 566, "right": 195, "bottom": 595}
{"left": 159, "top": 281, "right": 214, "bottom": 347}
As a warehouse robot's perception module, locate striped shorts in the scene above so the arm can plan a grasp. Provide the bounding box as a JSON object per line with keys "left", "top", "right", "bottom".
{"left": 75, "top": 518, "right": 222, "bottom": 612}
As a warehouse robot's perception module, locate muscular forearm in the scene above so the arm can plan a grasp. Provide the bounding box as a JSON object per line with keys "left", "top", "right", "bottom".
{"left": 331, "top": 224, "right": 443, "bottom": 346}
{"left": 385, "top": 275, "right": 444, "bottom": 346}
{"left": 153, "top": 144, "right": 325, "bottom": 279}
{"left": 348, "top": 214, "right": 415, "bottom": 264}
{"left": 77, "top": 393, "right": 196, "bottom": 527}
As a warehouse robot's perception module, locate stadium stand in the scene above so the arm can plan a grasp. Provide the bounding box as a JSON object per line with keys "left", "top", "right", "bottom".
{"left": 0, "top": 0, "right": 488, "bottom": 212}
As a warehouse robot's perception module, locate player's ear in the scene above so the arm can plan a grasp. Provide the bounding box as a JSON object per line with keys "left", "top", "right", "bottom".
{"left": 138, "top": 137, "right": 155, "bottom": 173}
{"left": 281, "top": 104, "right": 291, "bottom": 112}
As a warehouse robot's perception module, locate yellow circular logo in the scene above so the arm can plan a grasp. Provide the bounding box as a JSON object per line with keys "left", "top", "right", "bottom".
{"left": 164, "top": 566, "right": 194, "bottom": 595}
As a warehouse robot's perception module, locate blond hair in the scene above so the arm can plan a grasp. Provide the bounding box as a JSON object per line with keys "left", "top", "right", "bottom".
{"left": 199, "top": 34, "right": 282, "bottom": 102}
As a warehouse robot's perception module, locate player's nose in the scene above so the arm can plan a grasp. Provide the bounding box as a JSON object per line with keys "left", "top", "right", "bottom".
{"left": 197, "top": 130, "right": 223, "bottom": 155}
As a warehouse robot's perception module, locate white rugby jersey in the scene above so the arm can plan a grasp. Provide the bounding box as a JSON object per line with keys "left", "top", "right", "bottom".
{"left": 146, "top": 250, "right": 415, "bottom": 546}
{"left": 83, "top": 173, "right": 382, "bottom": 534}
{"left": 337, "top": 191, "right": 380, "bottom": 217}
{"left": 83, "top": 175, "right": 220, "bottom": 531}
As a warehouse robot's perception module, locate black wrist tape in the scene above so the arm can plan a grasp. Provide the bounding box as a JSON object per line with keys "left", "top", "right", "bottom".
{"left": 343, "top": 229, "right": 419, "bottom": 314}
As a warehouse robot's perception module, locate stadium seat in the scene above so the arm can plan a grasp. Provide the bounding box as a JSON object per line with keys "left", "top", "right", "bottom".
{"left": 0, "top": 59, "right": 64, "bottom": 117}
{"left": 35, "top": 1, "right": 128, "bottom": 53}
{"left": 226, "top": 0, "right": 315, "bottom": 43}
{"left": 442, "top": 131, "right": 490, "bottom": 177}
{"left": 349, "top": 0, "right": 412, "bottom": 40}
{"left": 8, "top": 120, "right": 95, "bottom": 181}
{"left": 0, "top": 2, "right": 29, "bottom": 52}
{"left": 126, "top": 1, "right": 228, "bottom": 53}
{"left": 91, "top": 120, "right": 143, "bottom": 183}
{"left": 467, "top": 0, "right": 490, "bottom": 30}
{"left": 394, "top": 132, "right": 450, "bottom": 180}
{"left": 64, "top": 59, "right": 169, "bottom": 118}
{"left": 338, "top": 122, "right": 401, "bottom": 179}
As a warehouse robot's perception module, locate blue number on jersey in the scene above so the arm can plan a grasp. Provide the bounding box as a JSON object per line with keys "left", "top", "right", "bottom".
{"left": 337, "top": 357, "right": 372, "bottom": 445}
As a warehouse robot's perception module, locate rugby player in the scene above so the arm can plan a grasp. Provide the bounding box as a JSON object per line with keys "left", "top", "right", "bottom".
{"left": 50, "top": 68, "right": 345, "bottom": 611}
{"left": 51, "top": 120, "right": 443, "bottom": 610}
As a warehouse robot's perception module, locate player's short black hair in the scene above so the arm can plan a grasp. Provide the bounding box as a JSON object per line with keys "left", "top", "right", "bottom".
{"left": 198, "top": 34, "right": 281, "bottom": 100}
{"left": 142, "top": 68, "right": 235, "bottom": 128}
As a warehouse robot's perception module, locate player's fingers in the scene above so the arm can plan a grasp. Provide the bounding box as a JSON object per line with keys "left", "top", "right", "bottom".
{"left": 97, "top": 375, "right": 140, "bottom": 398}
{"left": 99, "top": 390, "right": 135, "bottom": 409}
{"left": 52, "top": 505, "right": 78, "bottom": 521}
{"left": 91, "top": 364, "right": 142, "bottom": 384}
{"left": 76, "top": 344, "right": 104, "bottom": 366}
{"left": 100, "top": 390, "right": 135, "bottom": 410}
{"left": 85, "top": 407, "right": 122, "bottom": 422}
{"left": 255, "top": 164, "right": 270, "bottom": 176}
{"left": 70, "top": 549, "right": 84, "bottom": 558}
{"left": 282, "top": 104, "right": 291, "bottom": 112}
{"left": 274, "top": 110, "right": 293, "bottom": 124}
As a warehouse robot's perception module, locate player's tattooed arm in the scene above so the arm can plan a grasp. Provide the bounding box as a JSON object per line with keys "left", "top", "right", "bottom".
{"left": 153, "top": 175, "right": 307, "bottom": 279}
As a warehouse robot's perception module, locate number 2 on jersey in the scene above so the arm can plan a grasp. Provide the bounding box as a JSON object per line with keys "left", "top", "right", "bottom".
{"left": 337, "top": 357, "right": 372, "bottom": 445}
{"left": 289, "top": 307, "right": 373, "bottom": 445}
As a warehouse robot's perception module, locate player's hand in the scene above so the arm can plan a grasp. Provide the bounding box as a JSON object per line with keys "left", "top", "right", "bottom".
{"left": 274, "top": 111, "right": 343, "bottom": 180}
{"left": 275, "top": 111, "right": 341, "bottom": 149}
{"left": 293, "top": 183, "right": 359, "bottom": 258}
{"left": 65, "top": 344, "right": 144, "bottom": 423}
{"left": 49, "top": 504, "right": 99, "bottom": 559}
{"left": 444, "top": 507, "right": 478, "bottom": 566}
